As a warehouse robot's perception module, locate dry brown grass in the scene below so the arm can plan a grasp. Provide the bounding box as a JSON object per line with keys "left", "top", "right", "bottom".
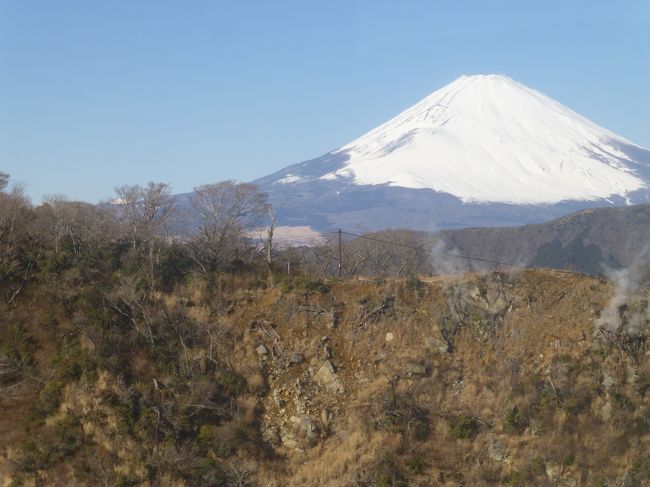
{"left": 4, "top": 269, "right": 650, "bottom": 486}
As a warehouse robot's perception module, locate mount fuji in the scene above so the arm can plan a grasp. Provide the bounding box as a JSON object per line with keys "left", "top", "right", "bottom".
{"left": 254, "top": 74, "right": 650, "bottom": 231}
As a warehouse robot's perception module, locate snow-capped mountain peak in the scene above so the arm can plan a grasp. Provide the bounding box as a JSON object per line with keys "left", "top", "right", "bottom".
{"left": 255, "top": 74, "right": 650, "bottom": 231}
{"left": 317, "top": 74, "right": 647, "bottom": 204}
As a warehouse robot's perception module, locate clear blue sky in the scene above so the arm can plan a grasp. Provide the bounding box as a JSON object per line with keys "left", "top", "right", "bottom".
{"left": 1, "top": 0, "right": 649, "bottom": 203}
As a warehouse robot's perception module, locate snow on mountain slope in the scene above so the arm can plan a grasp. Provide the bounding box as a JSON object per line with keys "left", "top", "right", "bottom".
{"left": 319, "top": 74, "right": 647, "bottom": 204}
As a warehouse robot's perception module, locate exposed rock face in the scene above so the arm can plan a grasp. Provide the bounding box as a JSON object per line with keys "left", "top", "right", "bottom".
{"left": 314, "top": 360, "right": 344, "bottom": 394}
{"left": 487, "top": 436, "right": 510, "bottom": 463}
{"left": 294, "top": 416, "right": 319, "bottom": 441}
{"left": 192, "top": 271, "right": 649, "bottom": 484}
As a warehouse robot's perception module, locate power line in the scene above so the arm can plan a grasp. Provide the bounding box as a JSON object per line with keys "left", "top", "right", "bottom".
{"left": 255, "top": 227, "right": 580, "bottom": 276}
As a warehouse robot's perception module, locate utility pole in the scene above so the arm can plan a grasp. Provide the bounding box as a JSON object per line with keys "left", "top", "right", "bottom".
{"left": 266, "top": 207, "right": 277, "bottom": 286}
{"left": 338, "top": 229, "right": 342, "bottom": 278}
{"left": 287, "top": 246, "right": 291, "bottom": 275}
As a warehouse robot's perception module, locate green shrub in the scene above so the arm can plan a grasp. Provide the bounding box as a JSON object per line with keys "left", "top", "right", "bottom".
{"left": 630, "top": 456, "right": 650, "bottom": 480}
{"left": 8, "top": 476, "right": 25, "bottom": 487}
{"left": 564, "top": 385, "right": 593, "bottom": 416}
{"left": 374, "top": 455, "right": 406, "bottom": 487}
{"left": 51, "top": 341, "right": 96, "bottom": 380}
{"left": 189, "top": 457, "right": 228, "bottom": 485}
{"left": 47, "top": 414, "right": 84, "bottom": 464}
{"left": 37, "top": 380, "right": 63, "bottom": 416}
{"left": 17, "top": 414, "right": 84, "bottom": 471}
{"left": 631, "top": 410, "right": 650, "bottom": 436}
{"left": 507, "top": 470, "right": 529, "bottom": 486}
{"left": 220, "top": 369, "right": 247, "bottom": 397}
{"left": 405, "top": 275, "right": 424, "bottom": 295}
{"left": 305, "top": 279, "right": 330, "bottom": 294}
{"left": 528, "top": 457, "right": 546, "bottom": 476}
{"left": 636, "top": 372, "right": 650, "bottom": 396}
{"left": 197, "top": 424, "right": 220, "bottom": 449}
{"left": 132, "top": 407, "right": 159, "bottom": 441}
{"left": 451, "top": 415, "right": 479, "bottom": 439}
{"left": 373, "top": 392, "right": 429, "bottom": 442}
{"left": 404, "top": 455, "right": 425, "bottom": 474}
{"left": 504, "top": 406, "right": 528, "bottom": 434}
{"left": 409, "top": 418, "right": 429, "bottom": 442}
{"left": 611, "top": 389, "right": 634, "bottom": 411}
{"left": 562, "top": 453, "right": 575, "bottom": 467}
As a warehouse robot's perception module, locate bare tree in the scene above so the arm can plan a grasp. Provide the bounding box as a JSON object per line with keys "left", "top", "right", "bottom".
{"left": 301, "top": 229, "right": 429, "bottom": 278}
{"left": 344, "top": 230, "right": 427, "bottom": 277}
{"left": 265, "top": 206, "right": 277, "bottom": 286}
{"left": 111, "top": 274, "right": 155, "bottom": 344}
{"left": 114, "top": 182, "right": 175, "bottom": 288}
{"left": 39, "top": 196, "right": 119, "bottom": 257}
{"left": 186, "top": 181, "right": 267, "bottom": 274}
{"left": 0, "top": 172, "right": 9, "bottom": 192}
{"left": 0, "top": 184, "right": 34, "bottom": 303}
{"left": 114, "top": 182, "right": 175, "bottom": 247}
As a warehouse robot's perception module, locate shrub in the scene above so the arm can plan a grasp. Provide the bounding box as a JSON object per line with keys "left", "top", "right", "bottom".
{"left": 636, "top": 372, "right": 650, "bottom": 396}
{"left": 528, "top": 457, "right": 546, "bottom": 476}
{"left": 197, "top": 424, "right": 220, "bottom": 450}
{"left": 304, "top": 279, "right": 330, "bottom": 294}
{"left": 37, "top": 380, "right": 63, "bottom": 416}
{"left": 409, "top": 418, "right": 429, "bottom": 442}
{"left": 220, "top": 369, "right": 247, "bottom": 397}
{"left": 374, "top": 455, "right": 406, "bottom": 487}
{"left": 563, "top": 384, "right": 593, "bottom": 416}
{"left": 47, "top": 414, "right": 84, "bottom": 464}
{"left": 51, "top": 341, "right": 96, "bottom": 380}
{"left": 189, "top": 457, "right": 228, "bottom": 485}
{"left": 610, "top": 389, "right": 634, "bottom": 411}
{"left": 17, "top": 414, "right": 84, "bottom": 472}
{"left": 404, "top": 455, "right": 425, "bottom": 474}
{"left": 451, "top": 415, "right": 479, "bottom": 439}
{"left": 631, "top": 410, "right": 650, "bottom": 436}
{"left": 404, "top": 275, "right": 424, "bottom": 296}
{"left": 630, "top": 456, "right": 650, "bottom": 480}
{"left": 507, "top": 470, "right": 529, "bottom": 486}
{"left": 372, "top": 391, "right": 429, "bottom": 442}
{"left": 504, "top": 406, "right": 528, "bottom": 434}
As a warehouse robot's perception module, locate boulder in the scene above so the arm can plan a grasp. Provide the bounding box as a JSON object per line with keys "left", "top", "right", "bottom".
{"left": 487, "top": 436, "right": 509, "bottom": 463}
{"left": 425, "top": 335, "right": 449, "bottom": 354}
{"left": 314, "top": 360, "right": 344, "bottom": 393}
{"left": 406, "top": 363, "right": 426, "bottom": 376}
{"left": 289, "top": 353, "right": 304, "bottom": 364}
{"left": 602, "top": 373, "right": 615, "bottom": 389}
{"left": 295, "top": 416, "right": 319, "bottom": 441}
{"left": 322, "top": 408, "right": 333, "bottom": 424}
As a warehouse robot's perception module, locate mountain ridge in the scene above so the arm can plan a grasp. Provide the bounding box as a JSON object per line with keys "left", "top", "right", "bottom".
{"left": 438, "top": 202, "right": 650, "bottom": 275}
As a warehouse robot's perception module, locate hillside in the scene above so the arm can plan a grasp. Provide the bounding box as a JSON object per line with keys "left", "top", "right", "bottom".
{"left": 3, "top": 267, "right": 650, "bottom": 486}
{"left": 439, "top": 203, "right": 650, "bottom": 275}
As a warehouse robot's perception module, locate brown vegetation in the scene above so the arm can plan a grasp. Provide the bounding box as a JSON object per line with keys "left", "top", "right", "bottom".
{"left": 3, "top": 263, "right": 650, "bottom": 485}
{"left": 2, "top": 175, "right": 650, "bottom": 486}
